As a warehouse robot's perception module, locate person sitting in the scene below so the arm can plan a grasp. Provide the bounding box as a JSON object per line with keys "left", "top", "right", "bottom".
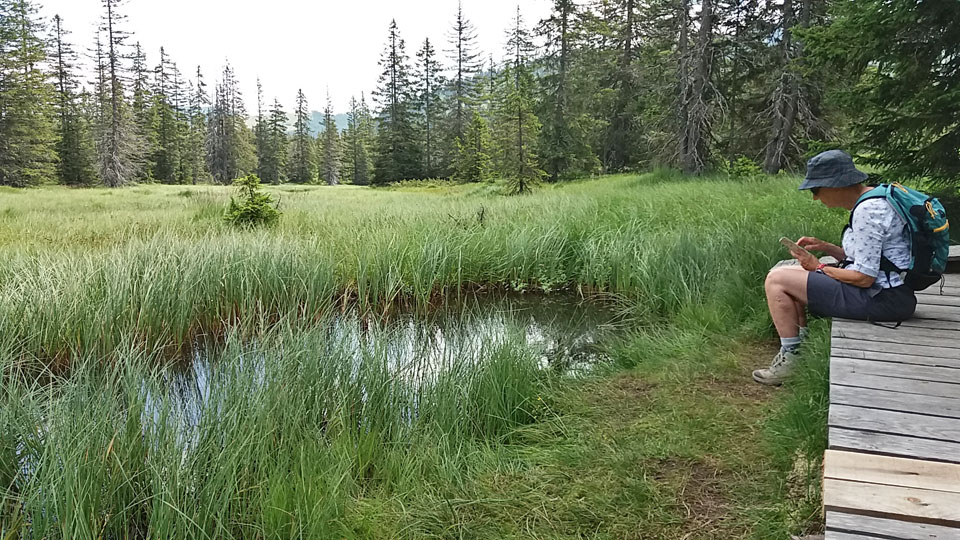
{"left": 753, "top": 149, "right": 917, "bottom": 386}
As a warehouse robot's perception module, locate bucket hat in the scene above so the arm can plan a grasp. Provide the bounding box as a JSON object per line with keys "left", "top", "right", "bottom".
{"left": 798, "top": 149, "right": 868, "bottom": 191}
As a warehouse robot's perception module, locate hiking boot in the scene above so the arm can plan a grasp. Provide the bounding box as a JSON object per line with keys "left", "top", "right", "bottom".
{"left": 752, "top": 348, "right": 801, "bottom": 386}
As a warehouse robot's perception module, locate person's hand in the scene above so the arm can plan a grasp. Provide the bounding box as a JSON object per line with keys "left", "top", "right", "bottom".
{"left": 797, "top": 236, "right": 830, "bottom": 252}
{"left": 791, "top": 246, "right": 820, "bottom": 271}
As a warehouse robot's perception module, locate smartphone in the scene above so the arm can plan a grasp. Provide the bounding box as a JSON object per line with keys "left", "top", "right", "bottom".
{"left": 779, "top": 236, "right": 811, "bottom": 257}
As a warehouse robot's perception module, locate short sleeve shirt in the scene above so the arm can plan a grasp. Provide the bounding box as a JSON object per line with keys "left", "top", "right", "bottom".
{"left": 841, "top": 198, "right": 911, "bottom": 289}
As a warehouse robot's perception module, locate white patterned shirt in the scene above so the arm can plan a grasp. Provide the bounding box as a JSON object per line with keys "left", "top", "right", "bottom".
{"left": 841, "top": 198, "right": 912, "bottom": 289}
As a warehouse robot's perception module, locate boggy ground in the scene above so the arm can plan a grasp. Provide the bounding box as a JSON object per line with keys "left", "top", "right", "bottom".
{"left": 0, "top": 174, "right": 834, "bottom": 538}
{"left": 351, "top": 330, "right": 830, "bottom": 540}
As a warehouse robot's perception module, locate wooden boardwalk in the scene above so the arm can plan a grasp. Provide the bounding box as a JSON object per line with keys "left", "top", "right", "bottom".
{"left": 824, "top": 250, "right": 960, "bottom": 539}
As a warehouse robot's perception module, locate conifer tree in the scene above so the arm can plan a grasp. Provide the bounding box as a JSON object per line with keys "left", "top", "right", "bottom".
{"left": 601, "top": 0, "right": 641, "bottom": 172}
{"left": 415, "top": 37, "right": 445, "bottom": 178}
{"left": 0, "top": 0, "right": 57, "bottom": 187}
{"left": 258, "top": 97, "right": 287, "bottom": 183}
{"left": 98, "top": 0, "right": 137, "bottom": 186}
{"left": 185, "top": 65, "right": 209, "bottom": 183}
{"left": 342, "top": 94, "right": 373, "bottom": 185}
{"left": 453, "top": 110, "right": 491, "bottom": 182}
{"left": 446, "top": 2, "right": 481, "bottom": 144}
{"left": 130, "top": 42, "right": 155, "bottom": 179}
{"left": 287, "top": 89, "right": 315, "bottom": 183}
{"left": 373, "top": 20, "right": 421, "bottom": 184}
{"left": 206, "top": 61, "right": 253, "bottom": 183}
{"left": 152, "top": 47, "right": 180, "bottom": 183}
{"left": 51, "top": 14, "right": 96, "bottom": 185}
{"left": 538, "top": 0, "right": 598, "bottom": 181}
{"left": 319, "top": 93, "right": 341, "bottom": 185}
{"left": 254, "top": 78, "right": 267, "bottom": 180}
{"left": 493, "top": 7, "right": 544, "bottom": 193}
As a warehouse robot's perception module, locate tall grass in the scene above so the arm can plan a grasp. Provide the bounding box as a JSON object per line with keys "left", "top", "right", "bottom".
{"left": 0, "top": 173, "right": 844, "bottom": 361}
{"left": 0, "top": 320, "right": 546, "bottom": 538}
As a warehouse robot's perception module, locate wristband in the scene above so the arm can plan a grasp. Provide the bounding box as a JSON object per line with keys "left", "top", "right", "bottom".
{"left": 816, "top": 263, "right": 826, "bottom": 272}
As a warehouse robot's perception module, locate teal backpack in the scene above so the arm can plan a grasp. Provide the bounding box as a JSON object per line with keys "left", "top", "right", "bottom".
{"left": 849, "top": 183, "right": 950, "bottom": 291}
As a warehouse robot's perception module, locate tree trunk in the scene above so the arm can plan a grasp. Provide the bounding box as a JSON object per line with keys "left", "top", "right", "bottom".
{"left": 680, "top": 0, "right": 713, "bottom": 175}
{"left": 763, "top": 0, "right": 800, "bottom": 174}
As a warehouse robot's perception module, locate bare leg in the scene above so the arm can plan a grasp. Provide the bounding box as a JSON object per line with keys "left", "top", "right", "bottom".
{"left": 764, "top": 266, "right": 810, "bottom": 338}
{"left": 795, "top": 299, "right": 807, "bottom": 332}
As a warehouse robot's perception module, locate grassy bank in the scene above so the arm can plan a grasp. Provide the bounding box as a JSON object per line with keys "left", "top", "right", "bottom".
{"left": 0, "top": 172, "right": 841, "bottom": 537}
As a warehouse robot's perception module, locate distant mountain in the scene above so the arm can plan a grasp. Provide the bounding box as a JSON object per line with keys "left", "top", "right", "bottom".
{"left": 308, "top": 111, "right": 349, "bottom": 134}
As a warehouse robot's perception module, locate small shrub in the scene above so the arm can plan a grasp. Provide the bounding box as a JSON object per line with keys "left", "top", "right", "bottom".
{"left": 224, "top": 174, "right": 280, "bottom": 227}
{"left": 722, "top": 156, "right": 764, "bottom": 180}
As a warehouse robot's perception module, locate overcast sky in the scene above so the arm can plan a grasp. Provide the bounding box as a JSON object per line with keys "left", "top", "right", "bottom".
{"left": 38, "top": 0, "right": 553, "bottom": 115}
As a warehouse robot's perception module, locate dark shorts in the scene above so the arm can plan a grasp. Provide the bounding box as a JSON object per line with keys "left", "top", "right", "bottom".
{"left": 806, "top": 271, "right": 917, "bottom": 322}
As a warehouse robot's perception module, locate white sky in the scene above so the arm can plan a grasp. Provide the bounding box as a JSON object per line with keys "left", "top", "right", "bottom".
{"left": 39, "top": 0, "right": 553, "bottom": 115}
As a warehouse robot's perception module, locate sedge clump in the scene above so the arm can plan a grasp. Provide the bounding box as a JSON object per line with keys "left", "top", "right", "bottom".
{"left": 224, "top": 174, "right": 280, "bottom": 227}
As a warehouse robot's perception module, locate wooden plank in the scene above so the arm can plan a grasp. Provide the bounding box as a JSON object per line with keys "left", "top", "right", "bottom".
{"left": 823, "top": 478, "right": 960, "bottom": 523}
{"left": 831, "top": 327, "right": 960, "bottom": 351}
{"left": 834, "top": 319, "right": 960, "bottom": 340}
{"left": 824, "top": 450, "right": 960, "bottom": 493}
{"left": 832, "top": 357, "right": 960, "bottom": 385}
{"left": 831, "top": 385, "right": 960, "bottom": 419}
{"left": 827, "top": 511, "right": 960, "bottom": 539}
{"left": 897, "top": 318, "right": 960, "bottom": 331}
{"left": 950, "top": 245, "right": 960, "bottom": 262}
{"left": 829, "top": 427, "right": 960, "bottom": 463}
{"left": 912, "top": 306, "right": 960, "bottom": 323}
{"left": 829, "top": 404, "right": 960, "bottom": 443}
{"left": 832, "top": 368, "right": 960, "bottom": 399}
{"left": 915, "top": 294, "right": 960, "bottom": 307}
{"left": 831, "top": 338, "right": 960, "bottom": 360}
{"left": 825, "top": 532, "right": 886, "bottom": 540}
{"left": 833, "top": 348, "right": 960, "bottom": 369}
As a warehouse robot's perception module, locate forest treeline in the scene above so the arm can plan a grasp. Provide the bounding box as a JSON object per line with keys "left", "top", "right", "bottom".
{"left": 0, "top": 0, "right": 956, "bottom": 190}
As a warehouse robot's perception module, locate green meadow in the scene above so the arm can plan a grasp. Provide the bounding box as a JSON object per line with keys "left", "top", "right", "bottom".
{"left": 1, "top": 173, "right": 842, "bottom": 538}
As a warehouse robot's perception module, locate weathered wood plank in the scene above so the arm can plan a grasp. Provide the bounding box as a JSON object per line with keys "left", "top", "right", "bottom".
{"left": 832, "top": 348, "right": 960, "bottom": 369}
{"left": 824, "top": 450, "right": 960, "bottom": 493}
{"left": 831, "top": 385, "right": 960, "bottom": 419}
{"left": 831, "top": 338, "right": 960, "bottom": 360}
{"left": 829, "top": 427, "right": 960, "bottom": 463}
{"left": 915, "top": 294, "right": 960, "bottom": 307}
{"left": 832, "top": 368, "right": 960, "bottom": 399}
{"left": 825, "top": 532, "right": 887, "bottom": 540}
{"left": 912, "top": 306, "right": 960, "bottom": 323}
{"left": 833, "top": 319, "right": 960, "bottom": 340}
{"left": 829, "top": 404, "right": 960, "bottom": 443}
{"left": 950, "top": 245, "right": 960, "bottom": 262}
{"left": 832, "top": 357, "right": 960, "bottom": 385}
{"left": 897, "top": 318, "right": 960, "bottom": 331}
{"left": 831, "top": 327, "right": 960, "bottom": 351}
{"left": 827, "top": 511, "right": 960, "bottom": 539}
{"left": 824, "top": 478, "right": 960, "bottom": 523}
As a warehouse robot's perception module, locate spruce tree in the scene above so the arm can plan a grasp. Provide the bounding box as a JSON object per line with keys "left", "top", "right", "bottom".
{"left": 130, "top": 42, "right": 155, "bottom": 179}
{"left": 804, "top": 0, "right": 960, "bottom": 183}
{"left": 446, "top": 2, "right": 481, "bottom": 143}
{"left": 453, "top": 110, "right": 491, "bottom": 182}
{"left": 206, "top": 62, "right": 253, "bottom": 183}
{"left": 152, "top": 47, "right": 180, "bottom": 183}
{"left": 415, "top": 37, "right": 445, "bottom": 178}
{"left": 538, "top": 0, "right": 598, "bottom": 181}
{"left": 493, "top": 7, "right": 545, "bottom": 193}
{"left": 0, "top": 0, "right": 56, "bottom": 187}
{"left": 258, "top": 97, "right": 287, "bottom": 183}
{"left": 319, "top": 93, "right": 341, "bottom": 185}
{"left": 185, "top": 65, "right": 209, "bottom": 183}
{"left": 287, "top": 89, "right": 315, "bottom": 183}
{"left": 51, "top": 14, "right": 96, "bottom": 185}
{"left": 372, "top": 20, "right": 421, "bottom": 184}
{"left": 98, "top": 0, "right": 137, "bottom": 187}
{"left": 342, "top": 94, "right": 373, "bottom": 185}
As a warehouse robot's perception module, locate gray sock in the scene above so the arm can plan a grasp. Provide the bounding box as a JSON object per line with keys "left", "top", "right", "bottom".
{"left": 780, "top": 335, "right": 802, "bottom": 352}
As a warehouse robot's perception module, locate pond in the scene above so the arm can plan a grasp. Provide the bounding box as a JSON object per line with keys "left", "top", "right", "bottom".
{"left": 155, "top": 292, "right": 624, "bottom": 438}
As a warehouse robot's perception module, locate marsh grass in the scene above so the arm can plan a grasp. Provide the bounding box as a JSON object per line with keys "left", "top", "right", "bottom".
{"left": 0, "top": 172, "right": 843, "bottom": 362}
{"left": 0, "top": 172, "right": 845, "bottom": 537}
